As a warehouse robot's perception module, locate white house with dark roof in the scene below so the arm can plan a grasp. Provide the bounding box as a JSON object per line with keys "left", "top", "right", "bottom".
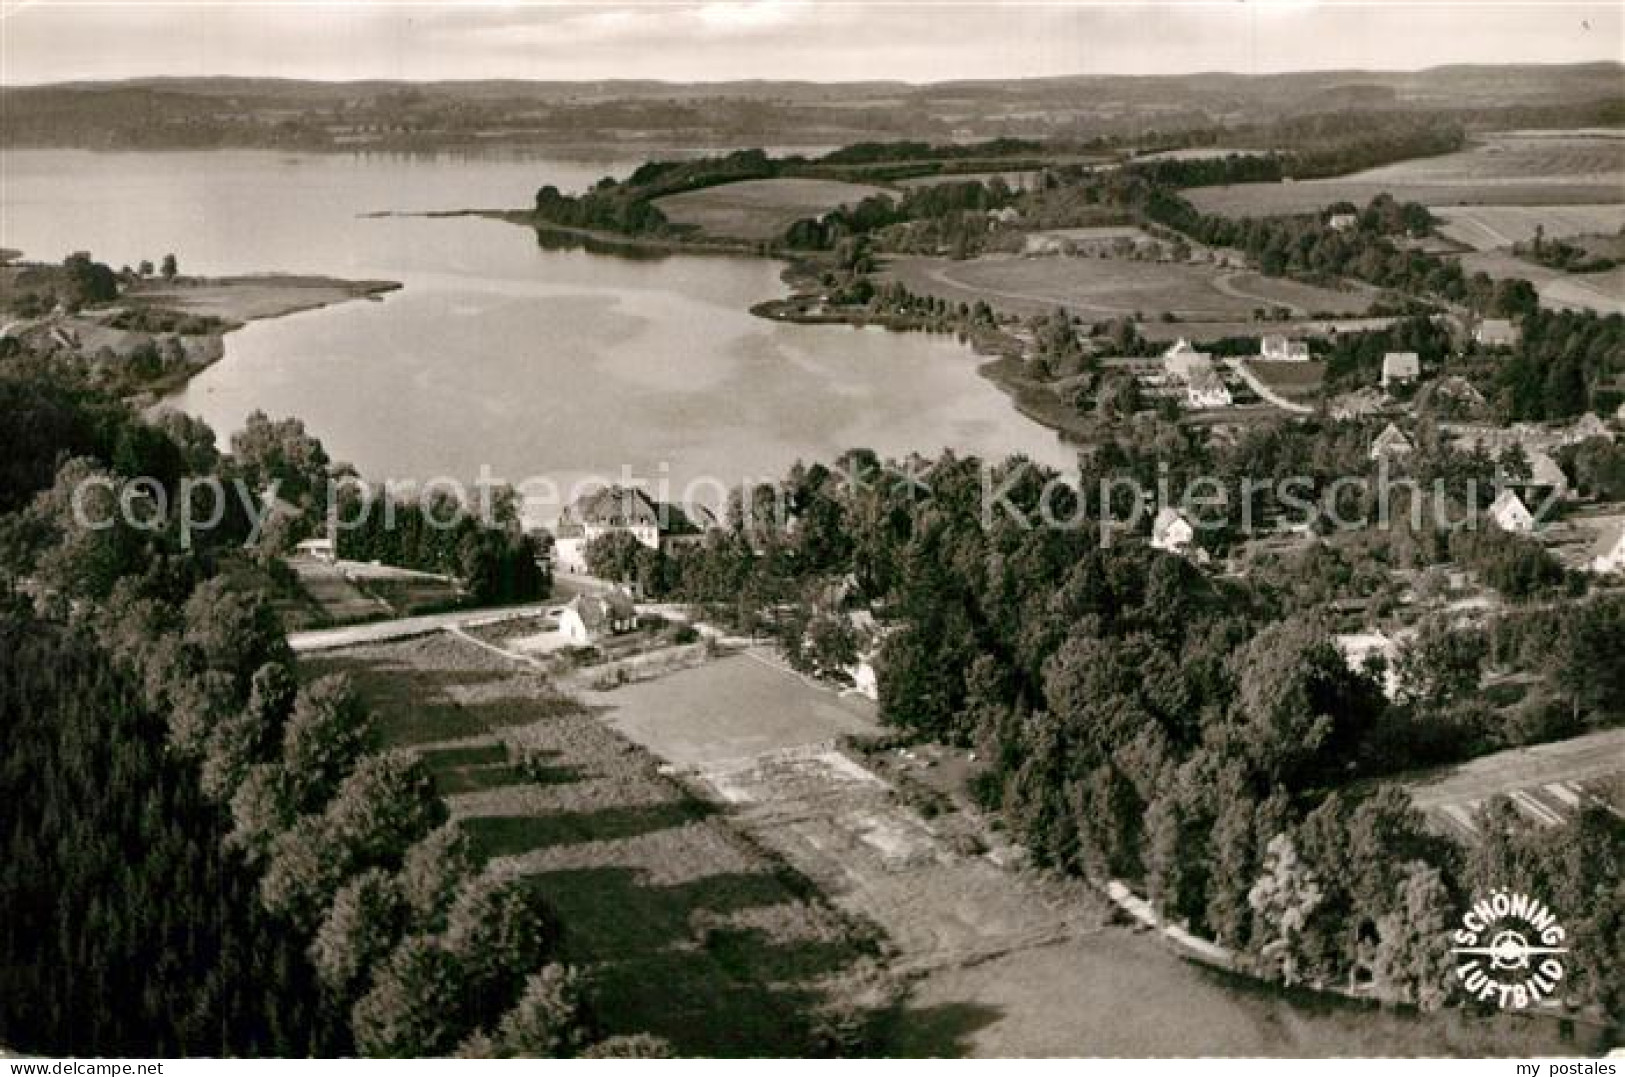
{"left": 1381, "top": 351, "right": 1420, "bottom": 388}
{"left": 552, "top": 486, "right": 716, "bottom": 574}
{"left": 1369, "top": 422, "right": 1415, "bottom": 462}
{"left": 1185, "top": 368, "right": 1233, "bottom": 409}
{"left": 1150, "top": 507, "right": 1196, "bottom": 554}
{"left": 1258, "top": 334, "right": 1310, "bottom": 362}
{"left": 558, "top": 590, "right": 638, "bottom": 645}
{"left": 1489, "top": 489, "right": 1535, "bottom": 534}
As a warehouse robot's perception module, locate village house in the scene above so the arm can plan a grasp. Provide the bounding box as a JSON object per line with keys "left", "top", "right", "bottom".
{"left": 557, "top": 590, "right": 638, "bottom": 645}
{"left": 1590, "top": 521, "right": 1625, "bottom": 575}
{"left": 1185, "top": 367, "right": 1233, "bottom": 409}
{"left": 1381, "top": 351, "right": 1420, "bottom": 388}
{"left": 1488, "top": 489, "right": 1535, "bottom": 533}
{"left": 1474, "top": 318, "right": 1520, "bottom": 349}
{"left": 551, "top": 486, "right": 717, "bottom": 575}
{"left": 1420, "top": 376, "right": 1486, "bottom": 415}
{"left": 294, "top": 536, "right": 336, "bottom": 563}
{"left": 1162, "top": 338, "right": 1215, "bottom": 382}
{"left": 1369, "top": 422, "right": 1415, "bottom": 462}
{"left": 1150, "top": 506, "right": 1196, "bottom": 555}
{"left": 1258, "top": 334, "right": 1310, "bottom": 362}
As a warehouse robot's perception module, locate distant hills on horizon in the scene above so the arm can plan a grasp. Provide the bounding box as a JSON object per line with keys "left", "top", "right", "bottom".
{"left": 5, "top": 63, "right": 1619, "bottom": 153}
{"left": 13, "top": 61, "right": 1624, "bottom": 95}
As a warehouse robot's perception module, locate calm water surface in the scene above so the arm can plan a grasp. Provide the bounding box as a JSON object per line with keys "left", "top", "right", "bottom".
{"left": 1, "top": 149, "right": 1074, "bottom": 511}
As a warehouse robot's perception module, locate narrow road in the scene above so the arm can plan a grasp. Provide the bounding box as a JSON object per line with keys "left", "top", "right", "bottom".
{"left": 288, "top": 601, "right": 560, "bottom": 653}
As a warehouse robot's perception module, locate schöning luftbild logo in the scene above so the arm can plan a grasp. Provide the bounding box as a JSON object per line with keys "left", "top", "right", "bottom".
{"left": 1451, "top": 889, "right": 1568, "bottom": 1010}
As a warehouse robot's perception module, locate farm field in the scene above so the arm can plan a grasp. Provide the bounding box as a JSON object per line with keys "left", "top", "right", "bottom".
{"left": 594, "top": 653, "right": 1579, "bottom": 1057}
{"left": 1459, "top": 250, "right": 1625, "bottom": 316}
{"left": 655, "top": 177, "right": 889, "bottom": 240}
{"left": 1405, "top": 728, "right": 1625, "bottom": 844}
{"left": 1189, "top": 131, "right": 1625, "bottom": 218}
{"left": 880, "top": 253, "right": 1376, "bottom": 321}
{"left": 596, "top": 651, "right": 878, "bottom": 765}
{"left": 303, "top": 633, "right": 890, "bottom": 1056}
{"left": 1238, "top": 358, "right": 1327, "bottom": 402}
{"left": 1431, "top": 204, "right": 1625, "bottom": 251}
{"left": 1138, "top": 316, "right": 1398, "bottom": 344}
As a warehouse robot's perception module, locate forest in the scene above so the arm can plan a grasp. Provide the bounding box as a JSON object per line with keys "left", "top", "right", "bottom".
{"left": 0, "top": 356, "right": 634, "bottom": 1057}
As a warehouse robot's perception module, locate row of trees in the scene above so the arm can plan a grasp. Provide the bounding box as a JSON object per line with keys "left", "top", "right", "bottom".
{"left": 334, "top": 486, "right": 547, "bottom": 605}
{"left": 0, "top": 355, "right": 614, "bottom": 1056}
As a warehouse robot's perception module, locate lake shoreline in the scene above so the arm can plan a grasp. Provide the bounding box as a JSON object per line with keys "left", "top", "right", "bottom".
{"left": 12, "top": 271, "right": 403, "bottom": 406}
{"left": 471, "top": 208, "right": 1096, "bottom": 448}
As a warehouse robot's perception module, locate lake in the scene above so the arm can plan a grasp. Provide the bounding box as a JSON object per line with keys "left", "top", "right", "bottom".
{"left": 1, "top": 149, "right": 1075, "bottom": 516}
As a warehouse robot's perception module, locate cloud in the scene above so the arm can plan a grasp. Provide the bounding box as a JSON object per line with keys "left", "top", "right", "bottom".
{"left": 0, "top": 1, "right": 1619, "bottom": 84}
{"left": 694, "top": 1, "right": 807, "bottom": 34}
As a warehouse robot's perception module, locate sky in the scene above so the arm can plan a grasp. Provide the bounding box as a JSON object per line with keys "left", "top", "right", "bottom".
{"left": 0, "top": 1, "right": 1619, "bottom": 86}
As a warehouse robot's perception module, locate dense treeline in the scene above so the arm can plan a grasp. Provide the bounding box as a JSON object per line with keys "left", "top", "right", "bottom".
{"left": 0, "top": 357, "right": 606, "bottom": 1056}
{"left": 0, "top": 602, "right": 340, "bottom": 1055}
{"left": 1269, "top": 112, "right": 1466, "bottom": 180}
{"left": 1124, "top": 152, "right": 1284, "bottom": 188}
{"left": 334, "top": 487, "right": 547, "bottom": 605}
{"left": 1492, "top": 308, "right": 1625, "bottom": 421}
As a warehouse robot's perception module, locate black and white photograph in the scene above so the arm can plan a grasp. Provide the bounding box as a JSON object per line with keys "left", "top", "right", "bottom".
{"left": 0, "top": 0, "right": 1622, "bottom": 1064}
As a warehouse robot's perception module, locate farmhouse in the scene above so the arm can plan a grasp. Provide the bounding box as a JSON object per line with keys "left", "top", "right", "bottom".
{"left": 1163, "top": 338, "right": 1214, "bottom": 382}
{"left": 1590, "top": 522, "right": 1625, "bottom": 575}
{"left": 1489, "top": 489, "right": 1536, "bottom": 533}
{"left": 1381, "top": 351, "right": 1420, "bottom": 388}
{"left": 552, "top": 486, "right": 717, "bottom": 575}
{"left": 1258, "top": 334, "right": 1310, "bottom": 362}
{"left": 558, "top": 591, "right": 638, "bottom": 645}
{"left": 1185, "top": 368, "right": 1233, "bottom": 409}
{"left": 1474, "top": 318, "right": 1520, "bottom": 349}
{"left": 1370, "top": 422, "right": 1415, "bottom": 462}
{"left": 1150, "top": 507, "right": 1196, "bottom": 554}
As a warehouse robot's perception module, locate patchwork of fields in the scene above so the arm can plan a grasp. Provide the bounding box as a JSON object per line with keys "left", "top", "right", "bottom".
{"left": 1459, "top": 250, "right": 1625, "bottom": 316}
{"left": 590, "top": 651, "right": 1580, "bottom": 1057}
{"left": 305, "top": 634, "right": 890, "bottom": 1057}
{"left": 1189, "top": 131, "right": 1625, "bottom": 218}
{"left": 881, "top": 253, "right": 1376, "bottom": 321}
{"left": 1432, "top": 204, "right": 1625, "bottom": 251}
{"left": 655, "top": 177, "right": 890, "bottom": 240}
{"left": 1405, "top": 728, "right": 1625, "bottom": 844}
